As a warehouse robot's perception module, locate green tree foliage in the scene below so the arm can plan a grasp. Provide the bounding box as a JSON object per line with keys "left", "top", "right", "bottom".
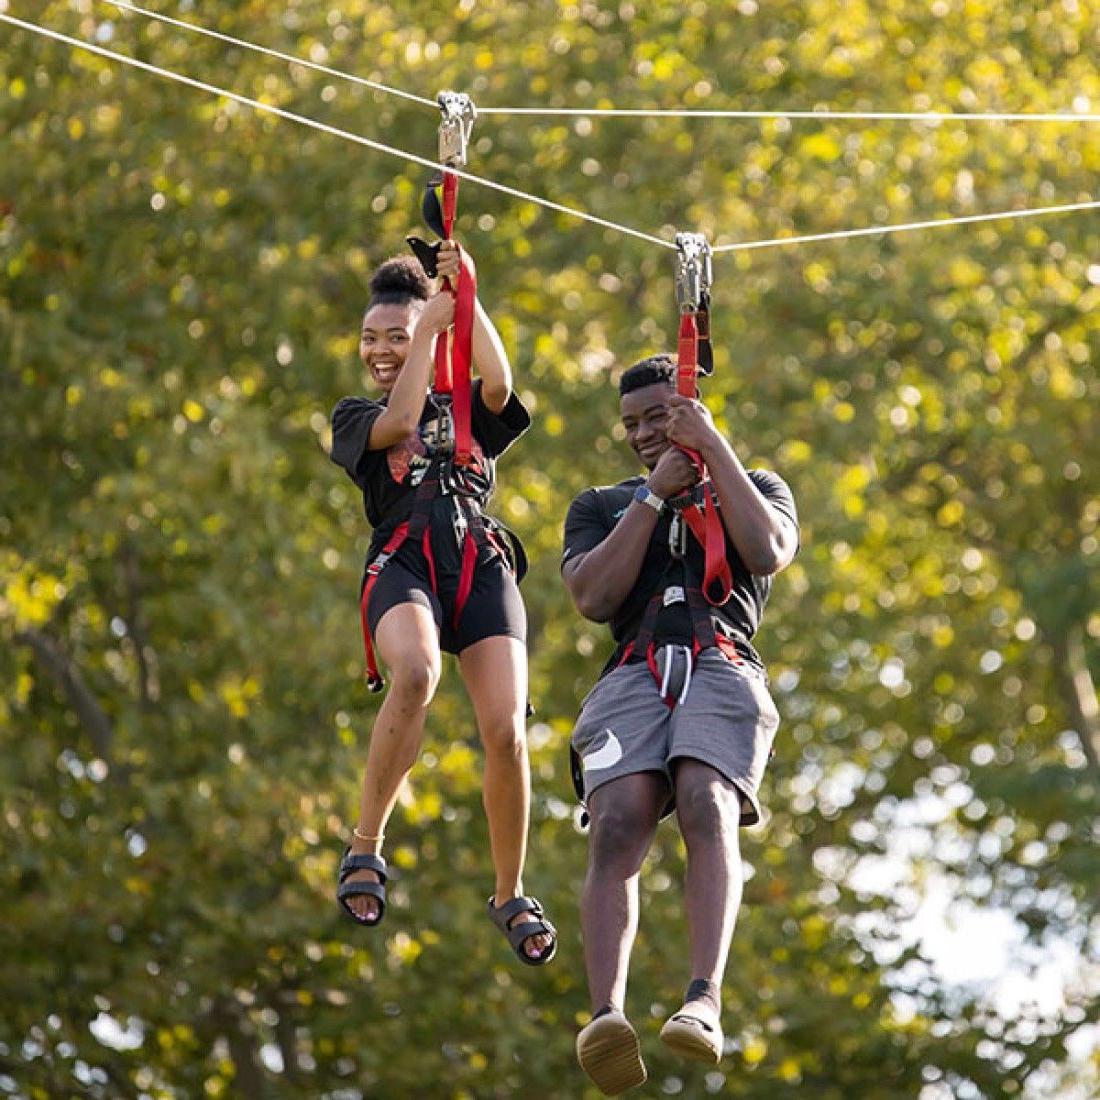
{"left": 1, "top": 1, "right": 1097, "bottom": 1097}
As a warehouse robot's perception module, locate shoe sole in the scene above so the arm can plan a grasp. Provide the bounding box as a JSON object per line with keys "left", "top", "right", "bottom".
{"left": 576, "top": 1014, "right": 647, "bottom": 1096}
{"left": 659, "top": 1016, "right": 723, "bottom": 1063}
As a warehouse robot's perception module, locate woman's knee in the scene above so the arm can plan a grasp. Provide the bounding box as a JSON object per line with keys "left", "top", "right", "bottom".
{"left": 387, "top": 651, "right": 441, "bottom": 706}
{"left": 479, "top": 713, "right": 526, "bottom": 760}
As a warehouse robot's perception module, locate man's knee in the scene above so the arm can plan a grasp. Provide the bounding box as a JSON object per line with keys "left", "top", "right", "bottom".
{"left": 588, "top": 798, "right": 659, "bottom": 871}
{"left": 675, "top": 769, "right": 741, "bottom": 838}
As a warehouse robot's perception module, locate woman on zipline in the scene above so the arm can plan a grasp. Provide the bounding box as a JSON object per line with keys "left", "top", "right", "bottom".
{"left": 329, "top": 241, "right": 556, "bottom": 965}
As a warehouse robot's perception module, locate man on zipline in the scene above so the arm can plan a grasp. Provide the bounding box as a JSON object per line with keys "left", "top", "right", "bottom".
{"left": 562, "top": 354, "right": 798, "bottom": 1095}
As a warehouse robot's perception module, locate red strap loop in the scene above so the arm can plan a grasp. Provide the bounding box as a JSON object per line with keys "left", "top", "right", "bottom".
{"left": 675, "top": 311, "right": 731, "bottom": 605}
{"left": 677, "top": 312, "right": 699, "bottom": 398}
{"left": 432, "top": 171, "right": 476, "bottom": 465}
{"left": 359, "top": 522, "right": 411, "bottom": 690}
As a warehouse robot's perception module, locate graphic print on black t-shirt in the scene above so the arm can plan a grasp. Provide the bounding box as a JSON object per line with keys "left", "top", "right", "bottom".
{"left": 330, "top": 379, "right": 531, "bottom": 564}
{"left": 385, "top": 409, "right": 489, "bottom": 488}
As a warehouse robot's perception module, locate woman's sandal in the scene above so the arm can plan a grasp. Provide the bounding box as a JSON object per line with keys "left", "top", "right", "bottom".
{"left": 336, "top": 848, "right": 387, "bottom": 926}
{"left": 576, "top": 1009, "right": 647, "bottom": 1096}
{"left": 658, "top": 1002, "right": 723, "bottom": 1063}
{"left": 486, "top": 895, "right": 557, "bottom": 966}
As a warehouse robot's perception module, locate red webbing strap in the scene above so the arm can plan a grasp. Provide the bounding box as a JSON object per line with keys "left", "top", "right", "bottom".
{"left": 359, "top": 522, "right": 411, "bottom": 691}
{"left": 714, "top": 634, "right": 743, "bottom": 664}
{"left": 421, "top": 527, "right": 438, "bottom": 594}
{"left": 432, "top": 171, "right": 477, "bottom": 465}
{"left": 680, "top": 499, "right": 733, "bottom": 605}
{"left": 451, "top": 501, "right": 518, "bottom": 631}
{"left": 675, "top": 311, "right": 732, "bottom": 606}
{"left": 677, "top": 313, "right": 699, "bottom": 397}
{"left": 453, "top": 530, "right": 479, "bottom": 631}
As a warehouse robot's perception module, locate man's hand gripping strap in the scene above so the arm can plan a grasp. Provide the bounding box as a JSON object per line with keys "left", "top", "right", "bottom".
{"left": 676, "top": 311, "right": 732, "bottom": 606}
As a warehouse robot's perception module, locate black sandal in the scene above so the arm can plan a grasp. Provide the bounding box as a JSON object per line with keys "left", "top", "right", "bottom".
{"left": 487, "top": 895, "right": 557, "bottom": 966}
{"left": 336, "top": 848, "right": 387, "bottom": 926}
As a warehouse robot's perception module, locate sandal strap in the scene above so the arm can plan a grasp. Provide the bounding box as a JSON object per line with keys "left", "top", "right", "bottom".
{"left": 505, "top": 918, "right": 555, "bottom": 951}
{"left": 338, "top": 850, "right": 387, "bottom": 884}
{"left": 487, "top": 894, "right": 543, "bottom": 928}
{"left": 337, "top": 880, "right": 386, "bottom": 903}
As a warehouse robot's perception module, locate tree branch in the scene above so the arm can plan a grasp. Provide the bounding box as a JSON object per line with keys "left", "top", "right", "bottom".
{"left": 1050, "top": 624, "right": 1100, "bottom": 773}
{"left": 119, "top": 538, "right": 161, "bottom": 707}
{"left": 14, "top": 626, "right": 115, "bottom": 763}
{"left": 209, "top": 999, "right": 268, "bottom": 1100}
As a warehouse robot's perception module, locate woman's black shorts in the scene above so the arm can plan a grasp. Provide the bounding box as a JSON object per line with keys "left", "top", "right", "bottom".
{"left": 364, "top": 548, "right": 526, "bottom": 655}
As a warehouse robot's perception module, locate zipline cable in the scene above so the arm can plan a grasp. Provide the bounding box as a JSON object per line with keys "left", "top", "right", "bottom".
{"left": 477, "top": 106, "right": 1100, "bottom": 123}
{"left": 4, "top": 15, "right": 1098, "bottom": 255}
{"left": 102, "top": 0, "right": 438, "bottom": 108}
{"left": 0, "top": 13, "right": 673, "bottom": 249}
{"left": 711, "top": 198, "right": 1100, "bottom": 253}
{"left": 99, "top": 2, "right": 1100, "bottom": 126}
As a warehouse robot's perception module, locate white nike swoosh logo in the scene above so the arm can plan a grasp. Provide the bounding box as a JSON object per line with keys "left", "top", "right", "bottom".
{"left": 583, "top": 729, "right": 623, "bottom": 772}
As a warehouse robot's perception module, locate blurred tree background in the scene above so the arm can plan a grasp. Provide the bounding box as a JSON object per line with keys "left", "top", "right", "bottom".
{"left": 1, "top": 1, "right": 1098, "bottom": 1097}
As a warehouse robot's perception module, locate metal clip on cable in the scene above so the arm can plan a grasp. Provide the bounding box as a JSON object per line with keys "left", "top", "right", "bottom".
{"left": 437, "top": 90, "right": 477, "bottom": 167}
{"left": 673, "top": 231, "right": 712, "bottom": 314}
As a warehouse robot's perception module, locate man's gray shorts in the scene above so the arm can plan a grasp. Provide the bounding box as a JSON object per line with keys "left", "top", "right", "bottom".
{"left": 570, "top": 647, "right": 780, "bottom": 826}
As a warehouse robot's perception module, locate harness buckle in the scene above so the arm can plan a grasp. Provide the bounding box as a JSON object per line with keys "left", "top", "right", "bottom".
{"left": 666, "top": 498, "right": 690, "bottom": 559}
{"left": 451, "top": 499, "right": 469, "bottom": 551}
{"left": 673, "top": 232, "right": 712, "bottom": 314}
{"left": 428, "top": 392, "right": 456, "bottom": 455}
{"left": 437, "top": 91, "right": 477, "bottom": 168}
{"left": 366, "top": 551, "right": 391, "bottom": 577}
{"left": 662, "top": 584, "right": 686, "bottom": 607}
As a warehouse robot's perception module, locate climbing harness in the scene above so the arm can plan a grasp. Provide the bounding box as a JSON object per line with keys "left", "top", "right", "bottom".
{"left": 357, "top": 456, "right": 520, "bottom": 691}
{"left": 609, "top": 234, "right": 738, "bottom": 708}
{"left": 359, "top": 93, "right": 521, "bottom": 691}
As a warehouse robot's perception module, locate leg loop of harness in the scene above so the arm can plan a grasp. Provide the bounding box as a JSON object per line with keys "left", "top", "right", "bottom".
{"left": 620, "top": 584, "right": 743, "bottom": 708}
{"left": 359, "top": 522, "right": 412, "bottom": 693}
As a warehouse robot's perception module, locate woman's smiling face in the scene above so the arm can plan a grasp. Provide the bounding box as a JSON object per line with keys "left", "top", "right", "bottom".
{"left": 359, "top": 301, "right": 422, "bottom": 393}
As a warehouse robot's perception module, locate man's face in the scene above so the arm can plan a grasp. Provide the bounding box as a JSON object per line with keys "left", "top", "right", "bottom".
{"left": 620, "top": 382, "right": 674, "bottom": 471}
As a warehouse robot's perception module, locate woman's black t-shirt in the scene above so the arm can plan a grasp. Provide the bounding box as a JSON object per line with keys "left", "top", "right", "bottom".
{"left": 331, "top": 380, "right": 530, "bottom": 568}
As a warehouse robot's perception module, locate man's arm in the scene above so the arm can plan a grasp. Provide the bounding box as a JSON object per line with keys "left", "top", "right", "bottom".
{"left": 563, "top": 449, "right": 697, "bottom": 622}
{"left": 666, "top": 395, "right": 797, "bottom": 576}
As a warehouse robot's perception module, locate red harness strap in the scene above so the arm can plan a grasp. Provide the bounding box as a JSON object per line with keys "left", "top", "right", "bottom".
{"left": 676, "top": 312, "right": 732, "bottom": 605}
{"left": 359, "top": 521, "right": 411, "bottom": 692}
{"left": 432, "top": 172, "right": 477, "bottom": 466}
{"left": 358, "top": 462, "right": 516, "bottom": 692}
{"left": 616, "top": 584, "right": 743, "bottom": 708}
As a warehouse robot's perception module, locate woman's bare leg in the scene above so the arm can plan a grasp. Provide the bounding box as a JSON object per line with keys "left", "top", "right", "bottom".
{"left": 459, "top": 635, "right": 552, "bottom": 958}
{"left": 344, "top": 601, "right": 441, "bottom": 922}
